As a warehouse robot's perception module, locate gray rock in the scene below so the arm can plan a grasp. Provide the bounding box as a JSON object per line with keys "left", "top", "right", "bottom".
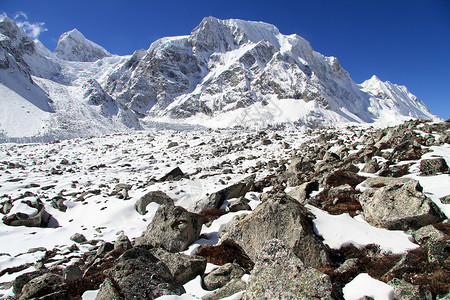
{"left": 19, "top": 273, "right": 67, "bottom": 300}
{"left": 149, "top": 247, "right": 206, "bottom": 285}
{"left": 388, "top": 278, "right": 432, "bottom": 300}
{"left": 227, "top": 197, "right": 251, "bottom": 212}
{"left": 362, "top": 159, "right": 380, "bottom": 173}
{"left": 221, "top": 193, "right": 329, "bottom": 267}
{"left": 287, "top": 181, "right": 319, "bottom": 203}
{"left": 96, "top": 242, "right": 114, "bottom": 257}
{"left": 413, "top": 225, "right": 446, "bottom": 244}
{"left": 135, "top": 204, "right": 203, "bottom": 252}
{"left": 440, "top": 194, "right": 450, "bottom": 204}
{"left": 105, "top": 247, "right": 185, "bottom": 299}
{"left": 203, "top": 279, "right": 246, "bottom": 300}
{"left": 420, "top": 158, "right": 449, "bottom": 176}
{"left": 158, "top": 166, "right": 185, "bottom": 182}
{"left": 428, "top": 240, "right": 449, "bottom": 264}
{"left": 335, "top": 258, "right": 359, "bottom": 274}
{"left": 189, "top": 175, "right": 255, "bottom": 213}
{"left": 95, "top": 277, "right": 122, "bottom": 300}
{"left": 203, "top": 263, "right": 245, "bottom": 291}
{"left": 359, "top": 179, "right": 445, "bottom": 230}
{"left": 359, "top": 177, "right": 411, "bottom": 189}
{"left": 70, "top": 233, "right": 87, "bottom": 243}
{"left": 114, "top": 235, "right": 132, "bottom": 253}
{"left": 3, "top": 207, "right": 52, "bottom": 227}
{"left": 12, "top": 271, "right": 45, "bottom": 295}
{"left": 218, "top": 214, "right": 247, "bottom": 238}
{"left": 135, "top": 191, "right": 174, "bottom": 215}
{"left": 244, "top": 239, "right": 333, "bottom": 300}
{"left": 64, "top": 264, "right": 83, "bottom": 282}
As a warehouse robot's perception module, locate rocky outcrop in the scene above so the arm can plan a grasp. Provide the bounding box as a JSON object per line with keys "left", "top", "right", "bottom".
{"left": 100, "top": 247, "right": 185, "bottom": 299}
{"left": 420, "top": 158, "right": 449, "bottom": 176}
{"left": 358, "top": 178, "right": 445, "bottom": 230}
{"left": 134, "top": 204, "right": 203, "bottom": 252}
{"left": 18, "top": 273, "right": 68, "bottom": 300}
{"left": 221, "top": 193, "right": 329, "bottom": 267}
{"left": 244, "top": 239, "right": 333, "bottom": 299}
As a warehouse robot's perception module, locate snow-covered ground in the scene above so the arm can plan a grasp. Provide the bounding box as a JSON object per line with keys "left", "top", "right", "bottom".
{"left": 0, "top": 123, "right": 449, "bottom": 299}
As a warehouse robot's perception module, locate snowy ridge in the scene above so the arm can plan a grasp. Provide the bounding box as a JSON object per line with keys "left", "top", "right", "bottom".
{"left": 0, "top": 16, "right": 439, "bottom": 141}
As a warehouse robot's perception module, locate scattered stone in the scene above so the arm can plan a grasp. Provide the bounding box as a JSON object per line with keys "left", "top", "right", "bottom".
{"left": 359, "top": 178, "right": 445, "bottom": 230}
{"left": 189, "top": 175, "right": 255, "bottom": 213}
{"left": 149, "top": 247, "right": 206, "bottom": 285}
{"left": 3, "top": 207, "right": 52, "bottom": 227}
{"left": 114, "top": 235, "right": 132, "bottom": 253}
{"left": 440, "top": 195, "right": 450, "bottom": 204}
{"left": 221, "top": 193, "right": 329, "bottom": 267}
{"left": 420, "top": 158, "right": 449, "bottom": 176}
{"left": 70, "top": 233, "right": 87, "bottom": 243}
{"left": 63, "top": 265, "right": 83, "bottom": 282}
{"left": 158, "top": 166, "right": 185, "bottom": 182}
{"left": 167, "top": 141, "right": 179, "bottom": 148}
{"left": 135, "top": 191, "right": 174, "bottom": 215}
{"left": 96, "top": 242, "right": 114, "bottom": 257}
{"left": 244, "top": 239, "right": 333, "bottom": 299}
{"left": 203, "top": 262, "right": 245, "bottom": 290}
{"left": 203, "top": 279, "right": 247, "bottom": 300}
{"left": 227, "top": 196, "right": 251, "bottom": 212}
{"left": 413, "top": 225, "right": 446, "bottom": 245}
{"left": 135, "top": 204, "right": 203, "bottom": 252}
{"left": 362, "top": 159, "right": 380, "bottom": 173}
{"left": 388, "top": 278, "right": 432, "bottom": 300}
{"left": 95, "top": 277, "right": 123, "bottom": 300}
{"left": 287, "top": 181, "right": 319, "bottom": 204}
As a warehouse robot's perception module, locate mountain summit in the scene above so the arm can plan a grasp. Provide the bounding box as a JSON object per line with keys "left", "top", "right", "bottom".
{"left": 54, "top": 29, "right": 111, "bottom": 62}
{"left": 0, "top": 17, "right": 437, "bottom": 141}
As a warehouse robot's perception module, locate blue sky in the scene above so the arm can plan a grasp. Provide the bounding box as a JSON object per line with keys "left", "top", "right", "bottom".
{"left": 2, "top": 0, "right": 449, "bottom": 119}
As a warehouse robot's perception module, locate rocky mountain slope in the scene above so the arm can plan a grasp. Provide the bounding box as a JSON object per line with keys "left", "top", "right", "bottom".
{"left": 0, "top": 17, "right": 437, "bottom": 141}
{"left": 0, "top": 119, "right": 449, "bottom": 299}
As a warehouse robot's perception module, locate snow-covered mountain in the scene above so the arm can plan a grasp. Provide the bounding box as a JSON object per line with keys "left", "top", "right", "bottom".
{"left": 0, "top": 17, "right": 437, "bottom": 141}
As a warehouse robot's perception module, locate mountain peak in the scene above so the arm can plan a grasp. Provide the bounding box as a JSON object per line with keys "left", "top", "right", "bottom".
{"left": 53, "top": 28, "right": 111, "bottom": 62}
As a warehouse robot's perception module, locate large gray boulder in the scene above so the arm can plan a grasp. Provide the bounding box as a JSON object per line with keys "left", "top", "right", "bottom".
{"left": 203, "top": 262, "right": 245, "bottom": 290}
{"left": 420, "top": 158, "right": 449, "bottom": 176}
{"left": 358, "top": 178, "right": 445, "bottom": 230}
{"left": 100, "top": 247, "right": 185, "bottom": 299}
{"left": 135, "top": 191, "right": 174, "bottom": 215}
{"left": 244, "top": 239, "right": 333, "bottom": 300}
{"left": 287, "top": 181, "right": 319, "bottom": 204}
{"left": 3, "top": 206, "right": 52, "bottom": 227}
{"left": 149, "top": 247, "right": 206, "bottom": 285}
{"left": 388, "top": 278, "right": 432, "bottom": 300}
{"left": 203, "top": 279, "right": 247, "bottom": 300}
{"left": 95, "top": 277, "right": 122, "bottom": 300}
{"left": 18, "top": 273, "right": 68, "bottom": 300}
{"left": 134, "top": 204, "right": 203, "bottom": 252}
{"left": 189, "top": 175, "right": 255, "bottom": 213}
{"left": 221, "top": 193, "right": 329, "bottom": 267}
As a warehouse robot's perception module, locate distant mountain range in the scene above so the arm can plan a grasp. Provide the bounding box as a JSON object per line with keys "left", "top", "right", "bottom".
{"left": 0, "top": 16, "right": 437, "bottom": 141}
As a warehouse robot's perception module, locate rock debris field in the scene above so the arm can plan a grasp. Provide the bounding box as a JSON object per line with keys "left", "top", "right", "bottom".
{"left": 0, "top": 119, "right": 449, "bottom": 299}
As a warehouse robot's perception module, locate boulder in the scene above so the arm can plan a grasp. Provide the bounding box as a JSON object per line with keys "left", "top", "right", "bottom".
{"left": 203, "top": 279, "right": 247, "bottom": 300}
{"left": 359, "top": 176, "right": 411, "bottom": 189}
{"left": 227, "top": 197, "right": 251, "bottom": 212}
{"left": 244, "top": 239, "right": 333, "bottom": 299}
{"left": 158, "top": 166, "right": 185, "bottom": 182}
{"left": 114, "top": 235, "right": 132, "bottom": 253}
{"left": 135, "top": 191, "right": 174, "bottom": 215}
{"left": 134, "top": 204, "right": 203, "bottom": 252}
{"left": 440, "top": 195, "right": 450, "bottom": 204}
{"left": 413, "top": 225, "right": 446, "bottom": 244}
{"left": 420, "top": 158, "right": 449, "bottom": 176}
{"left": 95, "top": 277, "right": 122, "bottom": 300}
{"left": 70, "top": 232, "right": 87, "bottom": 243}
{"left": 64, "top": 265, "right": 83, "bottom": 282}
{"left": 362, "top": 159, "right": 380, "bottom": 173}
{"left": 287, "top": 181, "right": 319, "bottom": 204}
{"left": 103, "top": 247, "right": 185, "bottom": 299}
{"left": 3, "top": 207, "right": 52, "bottom": 227}
{"left": 149, "top": 247, "right": 206, "bottom": 285}
{"left": 221, "top": 193, "right": 329, "bottom": 267}
{"left": 388, "top": 278, "right": 432, "bottom": 300}
{"left": 203, "top": 262, "right": 245, "bottom": 291}
{"left": 96, "top": 242, "right": 114, "bottom": 257}
{"left": 358, "top": 179, "right": 445, "bottom": 230}
{"left": 189, "top": 175, "right": 255, "bottom": 213}
{"left": 18, "top": 273, "right": 67, "bottom": 300}
{"left": 13, "top": 271, "right": 45, "bottom": 295}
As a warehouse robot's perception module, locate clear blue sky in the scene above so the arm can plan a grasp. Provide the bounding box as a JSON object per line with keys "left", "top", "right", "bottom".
{"left": 2, "top": 0, "right": 449, "bottom": 119}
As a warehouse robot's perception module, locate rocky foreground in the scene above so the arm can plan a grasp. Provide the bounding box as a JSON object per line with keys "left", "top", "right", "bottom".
{"left": 0, "top": 119, "right": 449, "bottom": 299}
